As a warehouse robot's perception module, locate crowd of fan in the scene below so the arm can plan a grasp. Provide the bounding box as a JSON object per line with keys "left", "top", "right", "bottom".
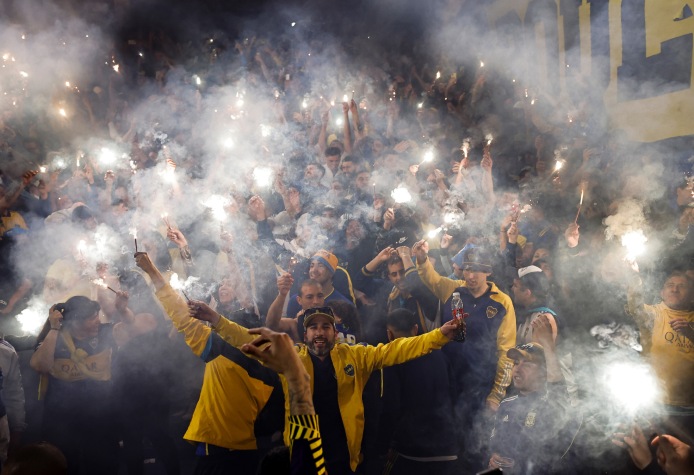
{"left": 0, "top": 14, "right": 692, "bottom": 475}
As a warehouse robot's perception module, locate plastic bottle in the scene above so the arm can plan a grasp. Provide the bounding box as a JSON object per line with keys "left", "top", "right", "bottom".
{"left": 451, "top": 292, "right": 466, "bottom": 342}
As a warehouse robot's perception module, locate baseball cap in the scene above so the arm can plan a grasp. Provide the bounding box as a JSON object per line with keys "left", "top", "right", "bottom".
{"left": 518, "top": 267, "right": 550, "bottom": 297}
{"left": 303, "top": 306, "right": 336, "bottom": 328}
{"left": 454, "top": 244, "right": 492, "bottom": 272}
{"left": 508, "top": 342, "right": 546, "bottom": 366}
{"left": 311, "top": 250, "right": 338, "bottom": 273}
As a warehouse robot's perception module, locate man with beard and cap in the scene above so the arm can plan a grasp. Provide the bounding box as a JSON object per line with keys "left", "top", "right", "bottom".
{"left": 627, "top": 269, "right": 694, "bottom": 440}
{"left": 188, "top": 302, "right": 461, "bottom": 475}
{"left": 487, "top": 315, "right": 577, "bottom": 475}
{"left": 412, "top": 240, "right": 516, "bottom": 470}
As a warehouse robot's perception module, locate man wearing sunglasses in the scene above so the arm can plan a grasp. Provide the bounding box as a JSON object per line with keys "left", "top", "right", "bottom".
{"left": 188, "top": 301, "right": 460, "bottom": 475}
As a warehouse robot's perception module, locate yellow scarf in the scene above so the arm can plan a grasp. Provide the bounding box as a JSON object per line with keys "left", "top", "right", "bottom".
{"left": 38, "top": 330, "right": 112, "bottom": 400}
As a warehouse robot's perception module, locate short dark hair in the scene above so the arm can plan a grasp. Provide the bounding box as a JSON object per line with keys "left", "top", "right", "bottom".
{"left": 306, "top": 161, "right": 325, "bottom": 178}
{"left": 298, "top": 279, "right": 321, "bottom": 297}
{"left": 325, "top": 147, "right": 342, "bottom": 158}
{"left": 387, "top": 254, "right": 403, "bottom": 267}
{"left": 386, "top": 309, "right": 419, "bottom": 333}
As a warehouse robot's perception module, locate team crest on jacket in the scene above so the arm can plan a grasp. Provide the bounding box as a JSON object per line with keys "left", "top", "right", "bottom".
{"left": 486, "top": 306, "right": 498, "bottom": 319}
{"left": 525, "top": 411, "right": 536, "bottom": 427}
{"left": 344, "top": 364, "right": 355, "bottom": 376}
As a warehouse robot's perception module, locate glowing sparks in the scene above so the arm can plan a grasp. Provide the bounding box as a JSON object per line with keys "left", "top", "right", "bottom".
{"left": 291, "top": 22, "right": 296, "bottom": 27}
{"left": 554, "top": 160, "right": 564, "bottom": 172}
{"left": 129, "top": 227, "right": 138, "bottom": 240}
{"left": 579, "top": 188, "right": 584, "bottom": 206}
{"left": 485, "top": 134, "right": 494, "bottom": 146}
{"left": 92, "top": 278, "right": 117, "bottom": 293}
{"left": 58, "top": 108, "right": 67, "bottom": 118}
{"left": 252, "top": 167, "right": 273, "bottom": 188}
{"left": 480, "top": 61, "right": 485, "bottom": 68}
{"left": 77, "top": 239, "right": 87, "bottom": 256}
{"left": 421, "top": 149, "right": 435, "bottom": 164}
{"left": 16, "top": 299, "right": 49, "bottom": 334}
{"left": 417, "top": 102, "right": 423, "bottom": 109}
{"left": 170, "top": 273, "right": 183, "bottom": 290}
{"left": 335, "top": 117, "right": 344, "bottom": 127}
{"left": 621, "top": 230, "right": 647, "bottom": 262}
{"left": 427, "top": 227, "right": 443, "bottom": 239}
{"left": 202, "top": 194, "right": 230, "bottom": 221}
{"left": 461, "top": 139, "right": 471, "bottom": 158}
{"left": 222, "top": 137, "right": 234, "bottom": 149}
{"left": 603, "top": 362, "right": 660, "bottom": 414}
{"left": 260, "top": 124, "right": 272, "bottom": 137}
{"left": 19, "top": 71, "right": 28, "bottom": 78}
{"left": 39, "top": 166, "right": 47, "bottom": 173}
{"left": 342, "top": 94, "right": 349, "bottom": 103}
{"left": 112, "top": 64, "right": 120, "bottom": 73}
{"left": 391, "top": 186, "right": 412, "bottom": 204}
{"left": 301, "top": 98, "right": 308, "bottom": 109}
{"left": 435, "top": 71, "right": 441, "bottom": 80}
{"left": 99, "top": 147, "right": 117, "bottom": 165}
{"left": 65, "top": 81, "right": 71, "bottom": 88}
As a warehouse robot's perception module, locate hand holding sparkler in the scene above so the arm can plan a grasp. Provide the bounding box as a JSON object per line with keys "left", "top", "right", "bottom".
{"left": 48, "top": 305, "right": 64, "bottom": 331}
{"left": 383, "top": 208, "right": 395, "bottom": 230}
{"left": 166, "top": 228, "right": 188, "bottom": 249}
{"left": 411, "top": 239, "right": 429, "bottom": 265}
{"left": 277, "top": 273, "right": 294, "bottom": 297}
{"left": 506, "top": 221, "right": 519, "bottom": 244}
{"left": 188, "top": 300, "right": 220, "bottom": 326}
{"left": 564, "top": 223, "right": 580, "bottom": 248}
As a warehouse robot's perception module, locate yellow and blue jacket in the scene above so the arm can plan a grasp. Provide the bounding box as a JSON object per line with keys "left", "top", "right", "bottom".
{"left": 212, "top": 315, "right": 450, "bottom": 472}
{"left": 417, "top": 258, "right": 516, "bottom": 408}
{"left": 156, "top": 285, "right": 284, "bottom": 451}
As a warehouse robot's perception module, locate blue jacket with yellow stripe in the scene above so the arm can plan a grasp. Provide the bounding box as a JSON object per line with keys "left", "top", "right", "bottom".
{"left": 155, "top": 285, "right": 284, "bottom": 451}
{"left": 416, "top": 258, "right": 516, "bottom": 408}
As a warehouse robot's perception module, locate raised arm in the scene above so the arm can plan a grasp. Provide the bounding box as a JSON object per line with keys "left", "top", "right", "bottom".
{"left": 265, "top": 273, "right": 300, "bottom": 341}
{"left": 29, "top": 307, "right": 63, "bottom": 373}
{"left": 412, "top": 240, "right": 460, "bottom": 303}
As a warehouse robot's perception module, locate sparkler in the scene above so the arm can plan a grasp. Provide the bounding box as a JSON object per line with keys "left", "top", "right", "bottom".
{"left": 130, "top": 228, "right": 138, "bottom": 252}
{"left": 170, "top": 273, "right": 191, "bottom": 302}
{"left": 480, "top": 61, "right": 485, "bottom": 68}
{"left": 391, "top": 186, "right": 412, "bottom": 204}
{"left": 485, "top": 134, "right": 494, "bottom": 146}
{"left": 435, "top": 71, "right": 441, "bottom": 80}
{"left": 460, "top": 139, "right": 471, "bottom": 158}
{"left": 92, "top": 278, "right": 117, "bottom": 294}
{"left": 427, "top": 226, "right": 443, "bottom": 239}
{"left": 39, "top": 166, "right": 47, "bottom": 173}
{"left": 420, "top": 149, "right": 435, "bottom": 165}
{"left": 621, "top": 230, "right": 647, "bottom": 263}
{"left": 574, "top": 188, "right": 584, "bottom": 224}
{"left": 99, "top": 147, "right": 117, "bottom": 166}
{"left": 202, "top": 195, "right": 230, "bottom": 221}
{"left": 58, "top": 108, "right": 67, "bottom": 118}
{"left": 77, "top": 239, "right": 87, "bottom": 258}
{"left": 554, "top": 160, "right": 564, "bottom": 172}
{"left": 161, "top": 213, "right": 172, "bottom": 230}
{"left": 252, "top": 167, "right": 273, "bottom": 188}
{"left": 602, "top": 361, "right": 660, "bottom": 414}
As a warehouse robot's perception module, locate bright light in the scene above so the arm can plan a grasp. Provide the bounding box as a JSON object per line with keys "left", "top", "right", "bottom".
{"left": 54, "top": 158, "right": 66, "bottom": 169}
{"left": 170, "top": 273, "right": 183, "bottom": 290}
{"left": 58, "top": 108, "right": 67, "bottom": 118}
{"left": 335, "top": 117, "right": 344, "bottom": 127}
{"left": 486, "top": 134, "right": 494, "bottom": 145}
{"left": 253, "top": 167, "right": 273, "bottom": 187}
{"left": 621, "top": 230, "right": 647, "bottom": 262}
{"left": 16, "top": 299, "right": 49, "bottom": 334}
{"left": 112, "top": 64, "right": 120, "bottom": 73}
{"left": 554, "top": 160, "right": 564, "bottom": 172}
{"left": 291, "top": 22, "right": 296, "bottom": 27}
{"left": 129, "top": 227, "right": 137, "bottom": 240}
{"left": 391, "top": 186, "right": 412, "bottom": 204}
{"left": 260, "top": 124, "right": 271, "bottom": 137}
{"left": 222, "top": 137, "right": 234, "bottom": 149}
{"left": 65, "top": 81, "right": 71, "bottom": 87}
{"left": 435, "top": 71, "right": 441, "bottom": 80}
{"left": 202, "top": 194, "right": 230, "bottom": 221}
{"left": 99, "top": 147, "right": 117, "bottom": 165}
{"left": 92, "top": 278, "right": 108, "bottom": 289}
{"left": 461, "top": 139, "right": 471, "bottom": 158}
{"left": 343, "top": 94, "right": 349, "bottom": 103}
{"left": 19, "top": 71, "right": 28, "bottom": 78}
{"left": 417, "top": 102, "right": 423, "bottom": 109}
{"left": 603, "top": 361, "right": 661, "bottom": 414}
{"left": 427, "top": 227, "right": 443, "bottom": 239}
{"left": 422, "top": 150, "right": 435, "bottom": 163}
{"left": 77, "top": 239, "right": 87, "bottom": 255}
{"left": 480, "top": 61, "right": 485, "bottom": 68}
{"left": 444, "top": 213, "right": 457, "bottom": 224}
{"left": 39, "top": 166, "right": 47, "bottom": 173}
{"left": 301, "top": 99, "right": 308, "bottom": 109}
{"left": 236, "top": 98, "right": 244, "bottom": 108}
